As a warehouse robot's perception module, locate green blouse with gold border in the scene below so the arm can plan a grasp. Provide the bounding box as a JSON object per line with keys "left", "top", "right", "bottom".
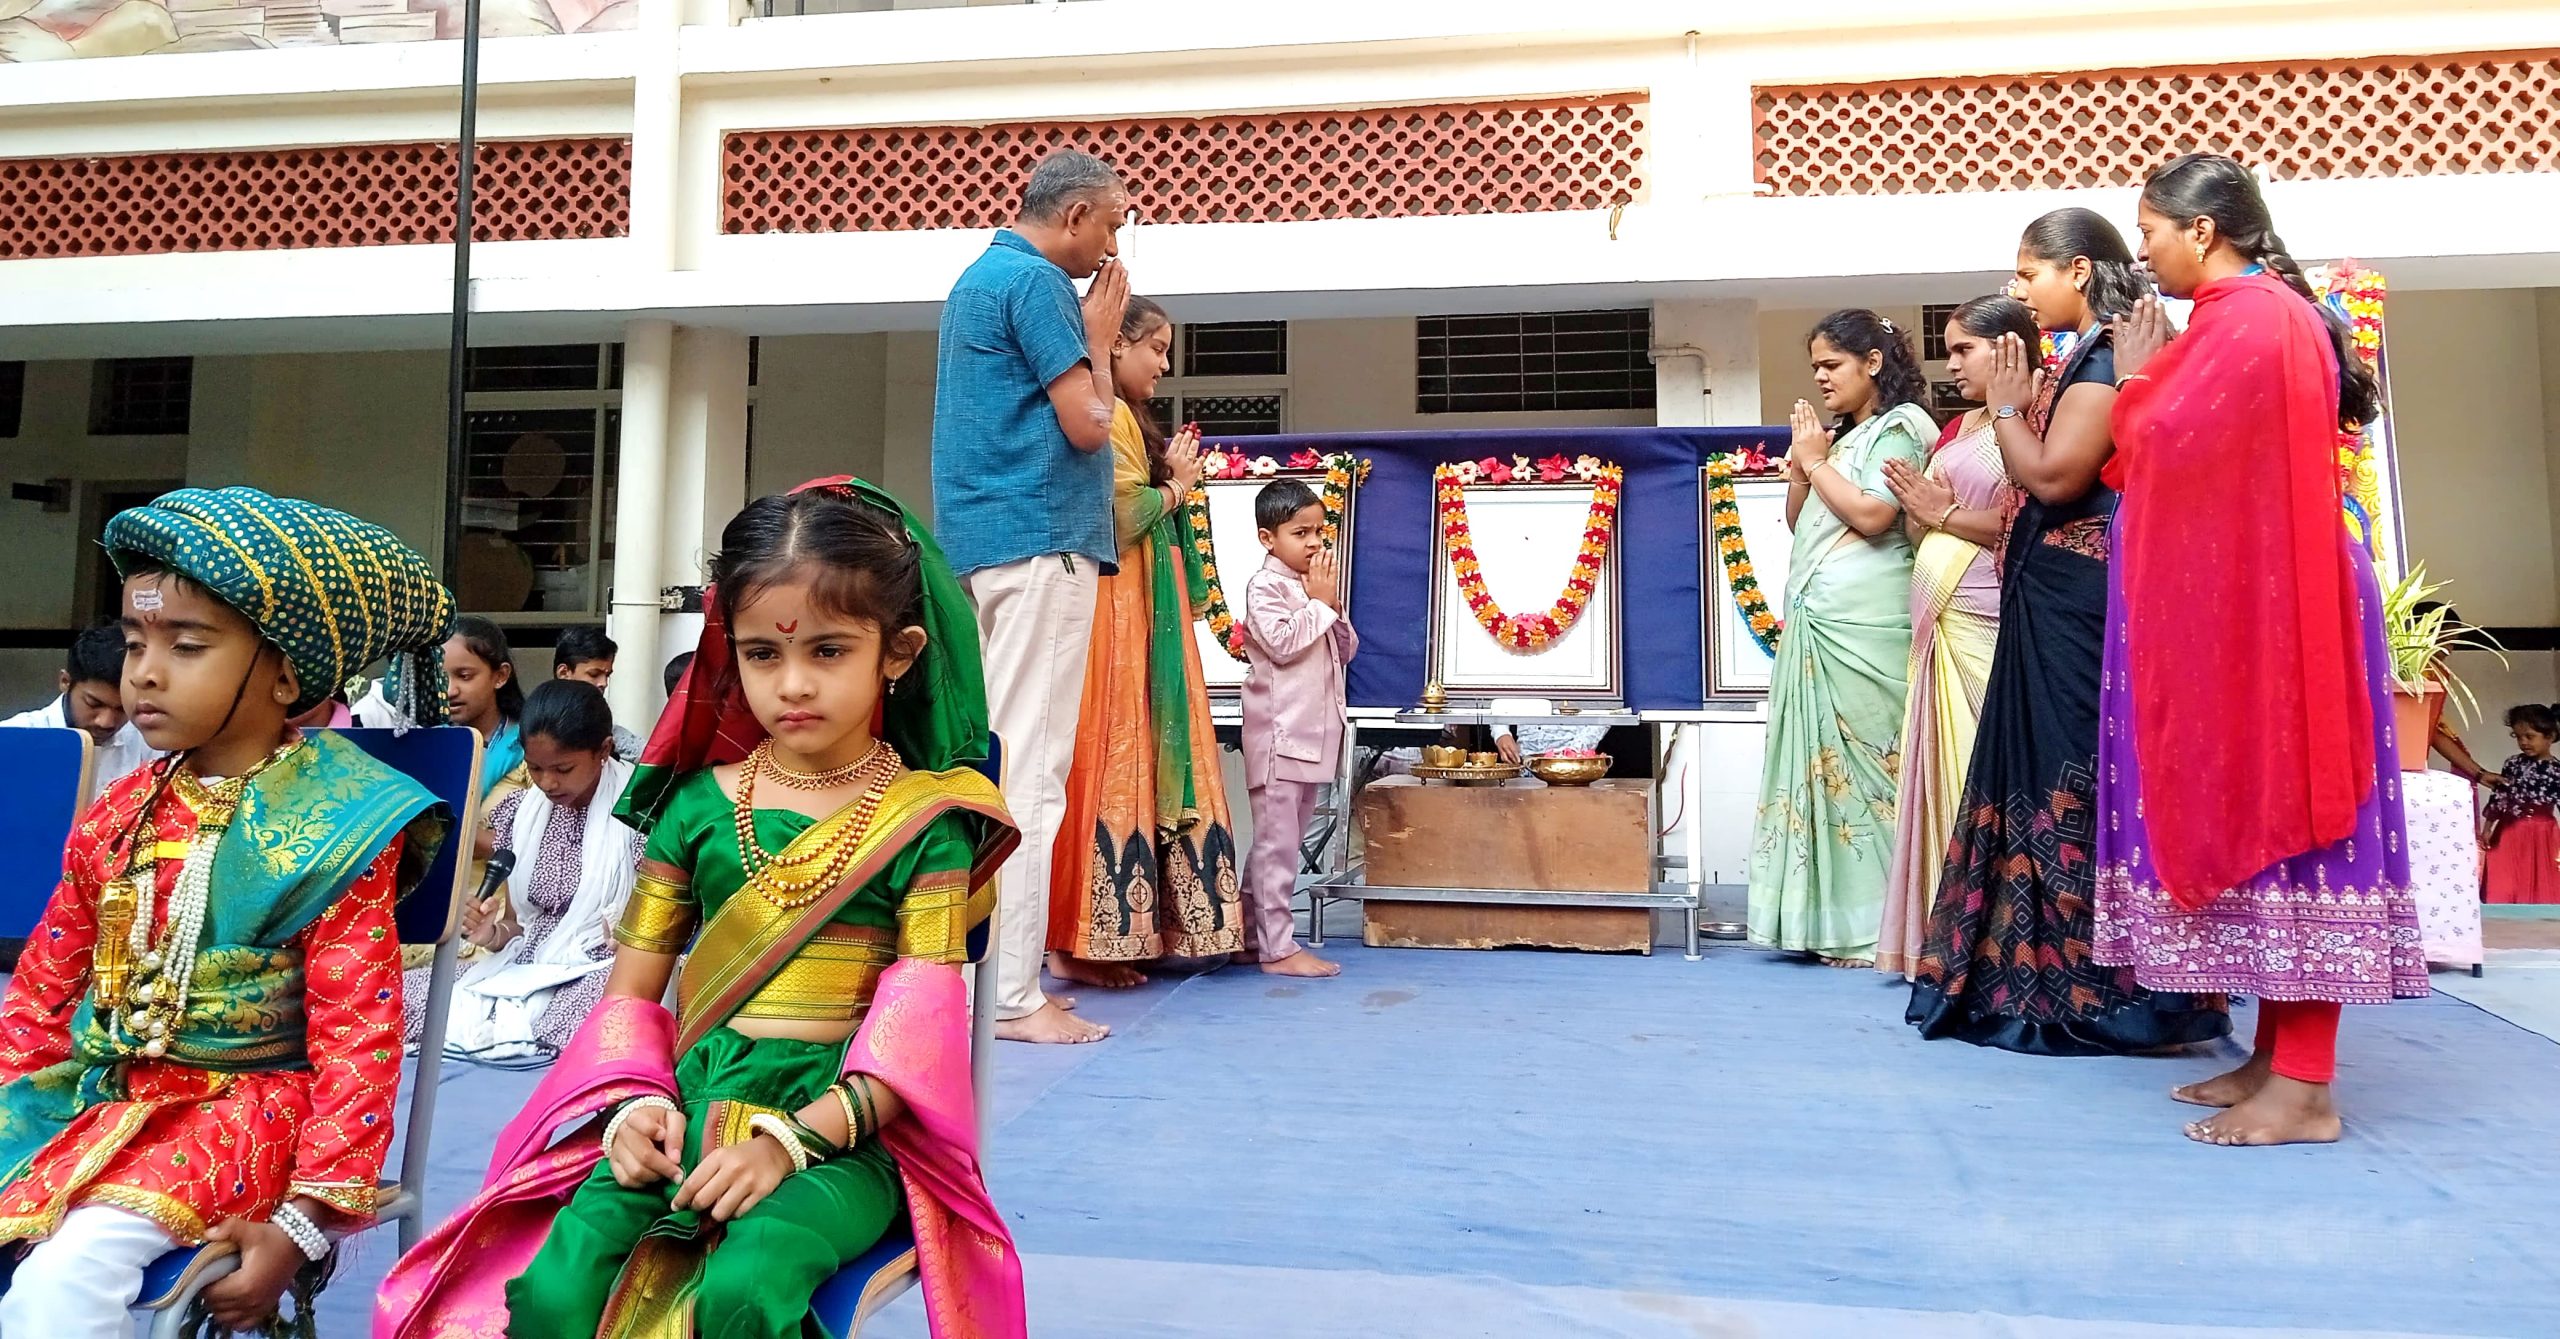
{"left": 613, "top": 767, "right": 977, "bottom": 1033}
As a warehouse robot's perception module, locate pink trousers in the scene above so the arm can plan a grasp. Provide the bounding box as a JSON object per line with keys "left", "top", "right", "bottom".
{"left": 1244, "top": 779, "right": 1321, "bottom": 960}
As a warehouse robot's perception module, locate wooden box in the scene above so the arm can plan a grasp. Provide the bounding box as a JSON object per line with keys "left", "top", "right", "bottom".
{"left": 1354, "top": 779, "right": 1653, "bottom": 953}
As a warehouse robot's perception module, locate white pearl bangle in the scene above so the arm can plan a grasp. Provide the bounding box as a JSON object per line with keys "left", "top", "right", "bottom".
{"left": 601, "top": 1095, "right": 680, "bottom": 1156}
{"left": 746, "top": 1113, "right": 811, "bottom": 1175}
{"left": 271, "top": 1204, "right": 329, "bottom": 1263}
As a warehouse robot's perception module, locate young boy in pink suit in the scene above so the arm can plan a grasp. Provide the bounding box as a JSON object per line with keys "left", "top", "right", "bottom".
{"left": 1240, "top": 479, "right": 1356, "bottom": 978}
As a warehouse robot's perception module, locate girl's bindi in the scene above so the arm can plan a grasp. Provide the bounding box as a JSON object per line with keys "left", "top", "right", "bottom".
{"left": 775, "top": 620, "right": 798, "bottom": 635}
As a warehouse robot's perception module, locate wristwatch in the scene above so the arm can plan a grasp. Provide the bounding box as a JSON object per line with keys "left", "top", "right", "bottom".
{"left": 1993, "top": 405, "right": 2021, "bottom": 420}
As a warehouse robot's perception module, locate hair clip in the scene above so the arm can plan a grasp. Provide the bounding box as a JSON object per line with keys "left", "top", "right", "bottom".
{"left": 1879, "top": 318, "right": 1898, "bottom": 334}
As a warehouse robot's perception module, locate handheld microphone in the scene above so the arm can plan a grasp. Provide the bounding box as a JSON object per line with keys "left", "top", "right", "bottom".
{"left": 476, "top": 849, "right": 517, "bottom": 905}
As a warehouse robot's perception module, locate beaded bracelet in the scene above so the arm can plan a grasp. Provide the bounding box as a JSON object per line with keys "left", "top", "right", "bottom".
{"left": 271, "top": 1204, "right": 329, "bottom": 1263}
{"left": 601, "top": 1095, "right": 679, "bottom": 1156}
{"left": 746, "top": 1113, "right": 811, "bottom": 1175}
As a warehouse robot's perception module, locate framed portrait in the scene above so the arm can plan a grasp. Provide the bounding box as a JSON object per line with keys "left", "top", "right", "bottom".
{"left": 1700, "top": 470, "right": 1791, "bottom": 700}
{"left": 1191, "top": 471, "right": 1356, "bottom": 697}
{"left": 1426, "top": 482, "right": 1621, "bottom": 699}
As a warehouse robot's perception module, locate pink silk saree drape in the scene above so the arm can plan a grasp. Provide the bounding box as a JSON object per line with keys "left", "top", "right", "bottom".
{"left": 374, "top": 965, "right": 1026, "bottom": 1339}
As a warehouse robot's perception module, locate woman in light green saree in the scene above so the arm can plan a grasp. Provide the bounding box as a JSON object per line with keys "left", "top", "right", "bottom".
{"left": 1749, "top": 310, "right": 1938, "bottom": 966}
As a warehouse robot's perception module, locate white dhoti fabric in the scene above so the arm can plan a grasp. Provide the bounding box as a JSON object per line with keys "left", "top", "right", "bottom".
{"left": 964, "top": 553, "right": 1098, "bottom": 1020}
{"left": 0, "top": 1204, "right": 174, "bottom": 1339}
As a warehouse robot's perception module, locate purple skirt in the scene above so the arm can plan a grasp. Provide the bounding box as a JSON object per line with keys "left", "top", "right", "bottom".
{"left": 2092, "top": 505, "right": 2429, "bottom": 1004}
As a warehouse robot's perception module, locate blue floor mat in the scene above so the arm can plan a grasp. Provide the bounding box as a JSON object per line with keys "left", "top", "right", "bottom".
{"left": 317, "top": 947, "right": 2559, "bottom": 1338}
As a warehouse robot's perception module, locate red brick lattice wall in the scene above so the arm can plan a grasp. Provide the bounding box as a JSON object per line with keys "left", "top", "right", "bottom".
{"left": 0, "top": 138, "right": 633, "bottom": 260}
{"left": 721, "top": 97, "right": 1647, "bottom": 234}
{"left": 1755, "top": 52, "right": 2560, "bottom": 196}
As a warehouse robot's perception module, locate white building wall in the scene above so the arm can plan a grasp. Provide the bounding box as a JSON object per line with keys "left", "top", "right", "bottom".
{"left": 2389, "top": 289, "right": 2560, "bottom": 764}
{"left": 747, "top": 334, "right": 889, "bottom": 498}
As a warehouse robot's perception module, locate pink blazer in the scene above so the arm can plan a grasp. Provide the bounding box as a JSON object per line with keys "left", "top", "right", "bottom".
{"left": 1240, "top": 555, "right": 1359, "bottom": 789}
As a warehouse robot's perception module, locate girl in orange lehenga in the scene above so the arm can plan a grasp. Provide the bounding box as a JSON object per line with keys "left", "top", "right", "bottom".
{"left": 1046, "top": 297, "right": 1244, "bottom": 989}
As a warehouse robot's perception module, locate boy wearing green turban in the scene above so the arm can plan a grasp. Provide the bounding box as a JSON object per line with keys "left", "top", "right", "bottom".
{"left": 0, "top": 488, "right": 457, "bottom": 1338}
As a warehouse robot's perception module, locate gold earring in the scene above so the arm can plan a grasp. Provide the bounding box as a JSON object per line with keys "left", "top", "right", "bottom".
{"left": 2193, "top": 243, "right": 2207, "bottom": 265}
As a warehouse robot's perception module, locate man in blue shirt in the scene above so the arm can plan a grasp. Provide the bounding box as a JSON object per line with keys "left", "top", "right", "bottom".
{"left": 932, "top": 149, "right": 1127, "bottom": 1045}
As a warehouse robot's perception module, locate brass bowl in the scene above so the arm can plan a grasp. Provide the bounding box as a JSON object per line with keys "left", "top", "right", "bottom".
{"left": 1421, "top": 745, "right": 1466, "bottom": 768}
{"left": 1467, "top": 750, "right": 1503, "bottom": 768}
{"left": 1528, "top": 755, "right": 1609, "bottom": 786}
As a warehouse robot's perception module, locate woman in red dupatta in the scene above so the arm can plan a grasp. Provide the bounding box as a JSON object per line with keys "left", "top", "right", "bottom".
{"left": 2093, "top": 154, "right": 2427, "bottom": 1148}
{"left": 376, "top": 478, "right": 1029, "bottom": 1339}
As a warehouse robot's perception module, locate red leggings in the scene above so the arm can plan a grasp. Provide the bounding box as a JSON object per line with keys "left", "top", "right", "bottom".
{"left": 2253, "top": 1000, "right": 2343, "bottom": 1083}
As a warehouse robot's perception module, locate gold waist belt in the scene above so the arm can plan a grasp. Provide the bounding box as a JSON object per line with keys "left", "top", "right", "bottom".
{"left": 732, "top": 923, "right": 896, "bottom": 1023}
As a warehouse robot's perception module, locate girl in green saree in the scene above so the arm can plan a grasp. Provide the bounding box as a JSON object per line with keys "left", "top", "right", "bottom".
{"left": 1748, "top": 310, "right": 1938, "bottom": 967}
{"left": 450, "top": 478, "right": 1026, "bottom": 1339}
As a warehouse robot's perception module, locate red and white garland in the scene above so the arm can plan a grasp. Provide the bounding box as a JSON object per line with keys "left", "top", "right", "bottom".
{"left": 1434, "top": 454, "right": 1622, "bottom": 651}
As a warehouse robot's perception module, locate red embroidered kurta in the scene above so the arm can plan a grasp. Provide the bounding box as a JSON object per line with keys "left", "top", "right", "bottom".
{"left": 0, "top": 770, "right": 406, "bottom": 1243}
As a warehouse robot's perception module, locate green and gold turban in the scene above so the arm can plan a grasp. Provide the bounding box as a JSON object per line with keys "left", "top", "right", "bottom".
{"left": 103, "top": 487, "right": 456, "bottom": 719}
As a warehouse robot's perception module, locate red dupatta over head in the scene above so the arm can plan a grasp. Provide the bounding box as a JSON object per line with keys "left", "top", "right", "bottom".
{"left": 2106, "top": 273, "right": 2375, "bottom": 906}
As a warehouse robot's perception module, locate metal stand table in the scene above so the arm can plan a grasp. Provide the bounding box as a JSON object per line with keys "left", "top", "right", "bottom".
{"left": 1304, "top": 708, "right": 1703, "bottom": 959}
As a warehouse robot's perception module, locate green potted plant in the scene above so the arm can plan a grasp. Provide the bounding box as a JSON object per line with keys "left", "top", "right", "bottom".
{"left": 2380, "top": 563, "right": 2505, "bottom": 772}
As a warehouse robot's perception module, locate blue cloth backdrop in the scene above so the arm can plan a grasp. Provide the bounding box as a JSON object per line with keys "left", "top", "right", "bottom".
{"left": 1203, "top": 427, "right": 1785, "bottom": 712}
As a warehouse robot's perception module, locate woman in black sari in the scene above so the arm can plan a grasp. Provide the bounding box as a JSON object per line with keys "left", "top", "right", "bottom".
{"left": 1904, "top": 208, "right": 2229, "bottom": 1056}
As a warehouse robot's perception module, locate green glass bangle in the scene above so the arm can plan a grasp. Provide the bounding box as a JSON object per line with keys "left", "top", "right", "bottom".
{"left": 835, "top": 1078, "right": 874, "bottom": 1144}
{"left": 783, "top": 1113, "right": 838, "bottom": 1160}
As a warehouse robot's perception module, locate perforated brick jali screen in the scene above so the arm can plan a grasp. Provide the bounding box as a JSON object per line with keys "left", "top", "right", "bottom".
{"left": 1755, "top": 53, "right": 2560, "bottom": 196}
{"left": 0, "top": 138, "right": 633, "bottom": 260}
{"left": 720, "top": 97, "right": 1648, "bottom": 234}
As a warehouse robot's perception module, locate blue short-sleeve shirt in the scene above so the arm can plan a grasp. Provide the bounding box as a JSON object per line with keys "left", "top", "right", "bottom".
{"left": 930, "top": 230, "right": 1115, "bottom": 576}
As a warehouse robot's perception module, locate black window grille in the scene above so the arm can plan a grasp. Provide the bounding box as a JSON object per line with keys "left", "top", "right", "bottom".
{"left": 1416, "top": 309, "right": 1653, "bottom": 414}
{"left": 468, "top": 344, "right": 606, "bottom": 394}
{"left": 0, "top": 362, "right": 22, "bottom": 439}
{"left": 90, "top": 358, "right": 193, "bottom": 436}
{"left": 1180, "top": 322, "right": 1287, "bottom": 377}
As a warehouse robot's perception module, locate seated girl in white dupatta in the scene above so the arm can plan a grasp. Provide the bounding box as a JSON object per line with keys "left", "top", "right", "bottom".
{"left": 404, "top": 680, "right": 643, "bottom": 1062}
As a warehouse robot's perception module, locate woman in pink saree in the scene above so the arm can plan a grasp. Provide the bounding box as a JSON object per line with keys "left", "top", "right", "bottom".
{"left": 1873, "top": 296, "right": 2037, "bottom": 977}
{"left": 377, "top": 477, "right": 1028, "bottom": 1339}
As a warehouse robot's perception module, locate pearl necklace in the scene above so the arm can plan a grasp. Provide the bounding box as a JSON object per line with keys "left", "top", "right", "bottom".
{"left": 123, "top": 740, "right": 301, "bottom": 1059}
{"left": 731, "top": 740, "right": 902, "bottom": 909}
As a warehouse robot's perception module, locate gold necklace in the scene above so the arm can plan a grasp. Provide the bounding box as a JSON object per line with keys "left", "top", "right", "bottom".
{"left": 760, "top": 738, "right": 888, "bottom": 791}
{"left": 731, "top": 741, "right": 903, "bottom": 908}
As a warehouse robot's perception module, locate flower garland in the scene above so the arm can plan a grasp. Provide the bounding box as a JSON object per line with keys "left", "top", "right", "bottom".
{"left": 1187, "top": 451, "right": 1368, "bottom": 662}
{"left": 1704, "top": 445, "right": 1785, "bottom": 657}
{"left": 1435, "top": 455, "right": 1622, "bottom": 651}
{"left": 2320, "top": 263, "right": 2393, "bottom": 569}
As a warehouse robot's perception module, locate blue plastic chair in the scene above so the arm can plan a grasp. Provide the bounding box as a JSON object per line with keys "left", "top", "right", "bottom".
{"left": 808, "top": 733, "right": 1004, "bottom": 1337}
{"left": 0, "top": 726, "right": 93, "bottom": 947}
{"left": 118, "top": 726, "right": 485, "bottom": 1336}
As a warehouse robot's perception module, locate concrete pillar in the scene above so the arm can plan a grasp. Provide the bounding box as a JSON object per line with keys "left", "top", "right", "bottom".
{"left": 605, "top": 319, "right": 675, "bottom": 729}
{"left": 662, "top": 327, "right": 751, "bottom": 594}
{"left": 1652, "top": 299, "right": 1762, "bottom": 427}
{"left": 629, "top": 0, "right": 683, "bottom": 273}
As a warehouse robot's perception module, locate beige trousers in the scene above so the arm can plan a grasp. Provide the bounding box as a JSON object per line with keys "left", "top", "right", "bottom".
{"left": 965, "top": 553, "right": 1098, "bottom": 1020}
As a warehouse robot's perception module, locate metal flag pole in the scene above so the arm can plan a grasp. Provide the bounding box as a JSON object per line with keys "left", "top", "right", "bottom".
{"left": 441, "top": 0, "right": 485, "bottom": 575}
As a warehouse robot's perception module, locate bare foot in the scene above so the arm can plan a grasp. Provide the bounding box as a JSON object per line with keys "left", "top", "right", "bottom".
{"left": 2173, "top": 1050, "right": 2274, "bottom": 1109}
{"left": 1817, "top": 955, "right": 1874, "bottom": 970}
{"left": 1047, "top": 951, "right": 1146, "bottom": 990}
{"left": 2183, "top": 1075, "right": 2341, "bottom": 1147}
{"left": 1260, "top": 950, "right": 1341, "bottom": 978}
{"left": 994, "top": 999, "right": 1109, "bottom": 1044}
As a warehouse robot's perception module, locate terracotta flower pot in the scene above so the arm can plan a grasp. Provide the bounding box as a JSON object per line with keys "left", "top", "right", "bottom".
{"left": 2390, "top": 681, "right": 2445, "bottom": 773}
